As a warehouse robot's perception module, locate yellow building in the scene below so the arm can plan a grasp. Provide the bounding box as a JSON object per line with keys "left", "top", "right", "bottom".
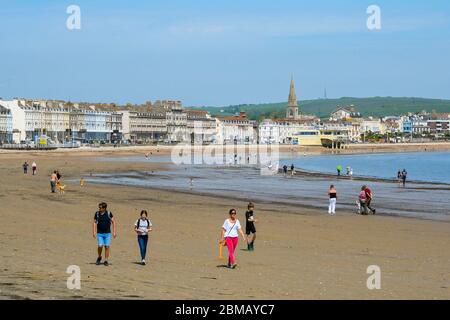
{"left": 292, "top": 127, "right": 349, "bottom": 147}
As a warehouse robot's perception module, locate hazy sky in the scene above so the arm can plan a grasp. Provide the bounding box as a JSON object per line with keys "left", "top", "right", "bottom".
{"left": 1, "top": 0, "right": 449, "bottom": 106}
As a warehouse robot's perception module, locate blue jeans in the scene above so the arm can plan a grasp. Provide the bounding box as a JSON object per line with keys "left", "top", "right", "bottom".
{"left": 138, "top": 235, "right": 149, "bottom": 260}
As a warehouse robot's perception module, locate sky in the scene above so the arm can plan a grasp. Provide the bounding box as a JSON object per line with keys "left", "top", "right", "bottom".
{"left": 0, "top": 0, "right": 449, "bottom": 106}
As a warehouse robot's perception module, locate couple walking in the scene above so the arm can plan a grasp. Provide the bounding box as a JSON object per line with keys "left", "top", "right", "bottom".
{"left": 22, "top": 161, "right": 37, "bottom": 175}
{"left": 92, "top": 202, "right": 153, "bottom": 266}
{"left": 220, "top": 203, "right": 257, "bottom": 269}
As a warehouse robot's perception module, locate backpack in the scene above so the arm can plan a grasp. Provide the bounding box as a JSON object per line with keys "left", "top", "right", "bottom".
{"left": 136, "top": 218, "right": 150, "bottom": 229}
{"left": 95, "top": 211, "right": 112, "bottom": 222}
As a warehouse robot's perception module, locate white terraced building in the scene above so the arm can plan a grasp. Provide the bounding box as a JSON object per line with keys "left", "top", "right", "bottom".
{"left": 0, "top": 105, "right": 13, "bottom": 143}
{"left": 0, "top": 99, "right": 122, "bottom": 143}
{"left": 216, "top": 112, "right": 255, "bottom": 144}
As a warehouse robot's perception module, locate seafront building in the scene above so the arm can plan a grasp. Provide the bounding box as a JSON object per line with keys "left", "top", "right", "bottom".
{"left": 0, "top": 99, "right": 122, "bottom": 144}
{"left": 0, "top": 105, "right": 13, "bottom": 143}
{"left": 216, "top": 112, "right": 255, "bottom": 144}
{"left": 1, "top": 78, "right": 448, "bottom": 146}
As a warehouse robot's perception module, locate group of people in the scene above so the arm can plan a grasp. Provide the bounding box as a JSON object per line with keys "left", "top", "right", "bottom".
{"left": 336, "top": 165, "right": 353, "bottom": 177}
{"left": 327, "top": 184, "right": 376, "bottom": 215}
{"left": 282, "top": 164, "right": 295, "bottom": 177}
{"left": 397, "top": 169, "right": 408, "bottom": 187}
{"left": 22, "top": 161, "right": 37, "bottom": 175}
{"left": 91, "top": 201, "right": 257, "bottom": 269}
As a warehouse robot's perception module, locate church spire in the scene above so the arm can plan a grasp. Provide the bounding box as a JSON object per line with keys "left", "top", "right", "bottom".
{"left": 288, "top": 75, "right": 298, "bottom": 107}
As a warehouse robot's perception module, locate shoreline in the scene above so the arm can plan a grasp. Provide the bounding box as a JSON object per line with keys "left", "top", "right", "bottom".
{"left": 2, "top": 141, "right": 450, "bottom": 157}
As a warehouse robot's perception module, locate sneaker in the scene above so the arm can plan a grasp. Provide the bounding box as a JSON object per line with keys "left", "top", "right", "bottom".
{"left": 95, "top": 257, "right": 102, "bottom": 265}
{"left": 141, "top": 259, "right": 146, "bottom": 266}
{"left": 104, "top": 260, "right": 109, "bottom": 266}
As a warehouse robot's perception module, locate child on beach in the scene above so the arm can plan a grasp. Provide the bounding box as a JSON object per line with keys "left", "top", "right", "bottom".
{"left": 220, "top": 209, "right": 246, "bottom": 269}
{"left": 328, "top": 185, "right": 337, "bottom": 215}
{"left": 245, "top": 203, "right": 258, "bottom": 251}
{"left": 134, "top": 210, "right": 153, "bottom": 265}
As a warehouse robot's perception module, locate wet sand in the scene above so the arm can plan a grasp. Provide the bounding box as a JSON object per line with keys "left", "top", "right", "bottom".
{"left": 1, "top": 150, "right": 450, "bottom": 299}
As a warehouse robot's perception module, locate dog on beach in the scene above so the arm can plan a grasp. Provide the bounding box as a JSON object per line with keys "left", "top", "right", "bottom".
{"left": 56, "top": 181, "right": 66, "bottom": 194}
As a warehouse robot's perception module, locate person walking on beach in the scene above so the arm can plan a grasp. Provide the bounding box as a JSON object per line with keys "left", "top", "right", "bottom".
{"left": 359, "top": 186, "right": 368, "bottom": 215}
{"left": 283, "top": 165, "right": 288, "bottom": 177}
{"left": 245, "top": 203, "right": 257, "bottom": 251}
{"left": 337, "top": 165, "right": 342, "bottom": 176}
{"left": 32, "top": 162, "right": 37, "bottom": 175}
{"left": 328, "top": 185, "right": 337, "bottom": 215}
{"left": 92, "top": 202, "right": 117, "bottom": 266}
{"left": 134, "top": 210, "right": 153, "bottom": 265}
{"left": 397, "top": 169, "right": 402, "bottom": 185}
{"left": 22, "top": 161, "right": 29, "bottom": 174}
{"left": 220, "top": 209, "right": 246, "bottom": 269}
{"left": 56, "top": 170, "right": 62, "bottom": 181}
{"left": 290, "top": 164, "right": 295, "bottom": 177}
{"left": 50, "top": 171, "right": 58, "bottom": 193}
{"left": 401, "top": 169, "right": 407, "bottom": 187}
{"left": 364, "top": 185, "right": 376, "bottom": 214}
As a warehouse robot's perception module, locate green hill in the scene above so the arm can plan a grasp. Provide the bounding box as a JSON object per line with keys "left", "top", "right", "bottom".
{"left": 190, "top": 97, "right": 450, "bottom": 120}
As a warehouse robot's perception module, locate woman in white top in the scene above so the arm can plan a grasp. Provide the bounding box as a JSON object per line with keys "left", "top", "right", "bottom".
{"left": 134, "top": 210, "right": 153, "bottom": 265}
{"left": 220, "top": 208, "right": 246, "bottom": 269}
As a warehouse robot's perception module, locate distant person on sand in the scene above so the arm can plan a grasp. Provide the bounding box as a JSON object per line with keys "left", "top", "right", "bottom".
{"left": 32, "top": 162, "right": 37, "bottom": 175}
{"left": 283, "top": 165, "right": 288, "bottom": 177}
{"left": 50, "top": 171, "right": 58, "bottom": 193}
{"left": 22, "top": 161, "right": 29, "bottom": 174}
{"left": 401, "top": 169, "right": 407, "bottom": 187}
{"left": 397, "top": 169, "right": 402, "bottom": 185}
{"left": 80, "top": 177, "right": 85, "bottom": 187}
{"left": 337, "top": 165, "right": 342, "bottom": 176}
{"left": 328, "top": 185, "right": 337, "bottom": 215}
{"left": 358, "top": 186, "right": 368, "bottom": 215}
{"left": 290, "top": 164, "right": 295, "bottom": 177}
{"left": 92, "top": 202, "right": 117, "bottom": 266}
{"left": 220, "top": 209, "right": 246, "bottom": 269}
{"left": 134, "top": 210, "right": 153, "bottom": 265}
{"left": 245, "top": 202, "right": 257, "bottom": 251}
{"left": 363, "top": 185, "right": 376, "bottom": 214}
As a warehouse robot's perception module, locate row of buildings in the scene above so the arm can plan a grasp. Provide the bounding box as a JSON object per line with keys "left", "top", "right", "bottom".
{"left": 1, "top": 79, "right": 450, "bottom": 146}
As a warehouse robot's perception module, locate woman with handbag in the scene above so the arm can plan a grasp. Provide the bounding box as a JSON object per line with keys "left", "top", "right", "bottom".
{"left": 220, "top": 208, "right": 247, "bottom": 269}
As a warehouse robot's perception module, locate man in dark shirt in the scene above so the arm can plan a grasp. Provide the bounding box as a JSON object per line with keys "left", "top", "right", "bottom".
{"left": 22, "top": 161, "right": 29, "bottom": 174}
{"left": 92, "top": 202, "right": 117, "bottom": 266}
{"left": 245, "top": 202, "right": 257, "bottom": 251}
{"left": 283, "top": 165, "right": 288, "bottom": 177}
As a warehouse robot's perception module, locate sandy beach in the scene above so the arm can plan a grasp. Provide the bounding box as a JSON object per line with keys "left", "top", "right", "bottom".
{"left": 1, "top": 147, "right": 450, "bottom": 299}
